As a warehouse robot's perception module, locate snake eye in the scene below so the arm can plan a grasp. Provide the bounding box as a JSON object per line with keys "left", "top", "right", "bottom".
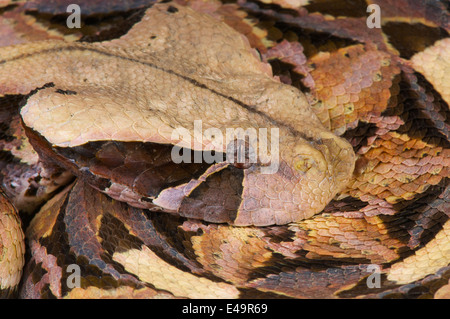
{"left": 294, "top": 157, "right": 314, "bottom": 172}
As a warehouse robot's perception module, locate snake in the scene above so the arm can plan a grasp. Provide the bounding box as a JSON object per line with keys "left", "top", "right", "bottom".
{"left": 0, "top": 1, "right": 449, "bottom": 298}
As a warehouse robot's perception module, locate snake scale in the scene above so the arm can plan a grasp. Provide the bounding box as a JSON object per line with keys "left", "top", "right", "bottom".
{"left": 0, "top": 0, "right": 449, "bottom": 299}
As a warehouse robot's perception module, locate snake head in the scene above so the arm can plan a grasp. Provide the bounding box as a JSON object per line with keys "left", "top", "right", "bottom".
{"left": 7, "top": 2, "right": 356, "bottom": 228}
{"left": 231, "top": 131, "right": 356, "bottom": 226}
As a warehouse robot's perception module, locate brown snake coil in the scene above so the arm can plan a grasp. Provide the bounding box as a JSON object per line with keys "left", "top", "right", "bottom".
{"left": 0, "top": 1, "right": 449, "bottom": 299}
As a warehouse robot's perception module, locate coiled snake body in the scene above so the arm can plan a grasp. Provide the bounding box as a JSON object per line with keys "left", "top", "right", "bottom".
{"left": 0, "top": 1, "right": 449, "bottom": 298}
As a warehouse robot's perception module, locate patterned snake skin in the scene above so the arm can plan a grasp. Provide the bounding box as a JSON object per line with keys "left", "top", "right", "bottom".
{"left": 0, "top": 0, "right": 449, "bottom": 299}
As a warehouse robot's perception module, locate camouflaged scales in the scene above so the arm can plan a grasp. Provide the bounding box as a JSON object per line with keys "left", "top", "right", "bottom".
{"left": 0, "top": 0, "right": 449, "bottom": 299}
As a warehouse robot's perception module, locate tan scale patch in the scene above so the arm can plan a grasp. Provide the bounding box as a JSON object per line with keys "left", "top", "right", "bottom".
{"left": 113, "top": 245, "right": 240, "bottom": 299}
{"left": 190, "top": 222, "right": 273, "bottom": 285}
{"left": 387, "top": 219, "right": 450, "bottom": 284}
{"left": 65, "top": 286, "right": 174, "bottom": 299}
{"left": 411, "top": 38, "right": 450, "bottom": 106}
